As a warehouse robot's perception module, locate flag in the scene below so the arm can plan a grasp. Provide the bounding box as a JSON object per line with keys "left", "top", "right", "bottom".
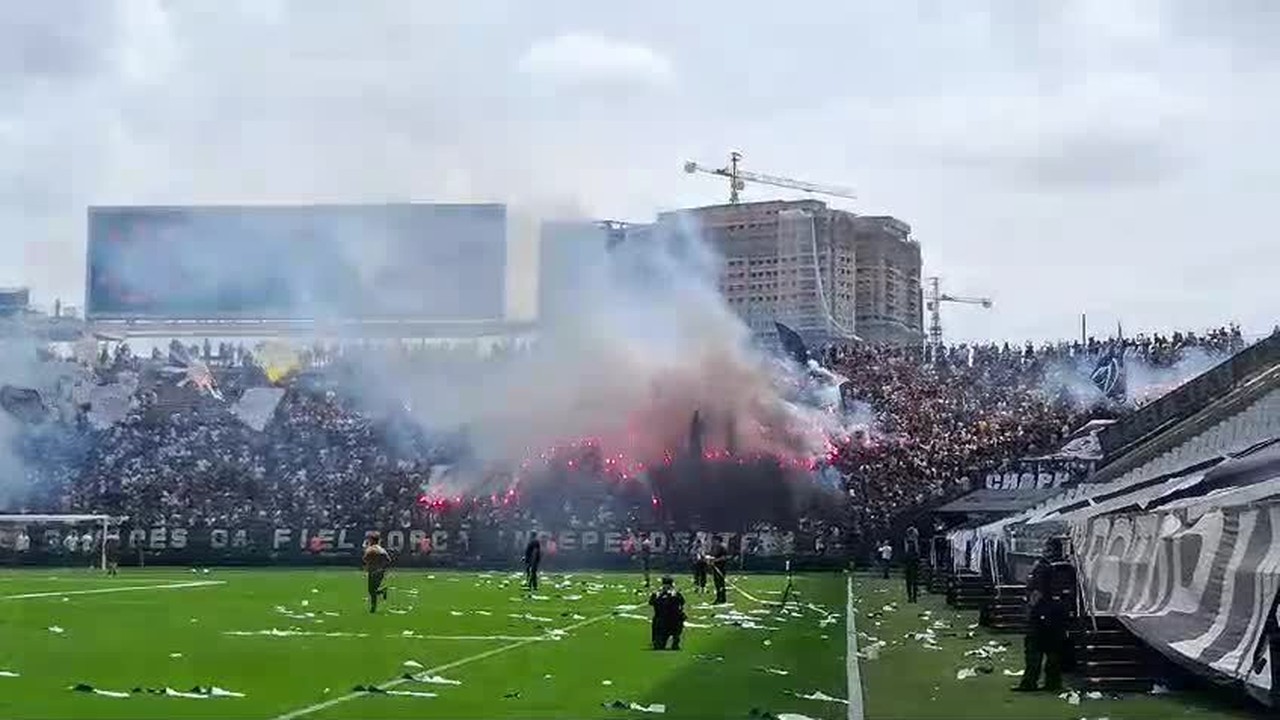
{"left": 0, "top": 386, "right": 49, "bottom": 424}
{"left": 1090, "top": 343, "right": 1127, "bottom": 400}
{"left": 774, "top": 321, "right": 810, "bottom": 366}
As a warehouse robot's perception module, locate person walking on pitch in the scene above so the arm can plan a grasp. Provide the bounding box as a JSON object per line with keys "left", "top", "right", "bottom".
{"left": 362, "top": 532, "right": 391, "bottom": 613}
{"left": 708, "top": 535, "right": 728, "bottom": 604}
{"left": 524, "top": 532, "right": 542, "bottom": 591}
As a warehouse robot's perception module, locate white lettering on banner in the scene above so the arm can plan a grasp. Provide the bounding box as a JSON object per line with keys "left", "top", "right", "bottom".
{"left": 170, "top": 528, "right": 188, "bottom": 549}
{"left": 299, "top": 529, "right": 309, "bottom": 550}
{"left": 431, "top": 530, "right": 449, "bottom": 553}
{"left": 336, "top": 529, "right": 354, "bottom": 550}
{"left": 408, "top": 530, "right": 426, "bottom": 551}
{"left": 273, "top": 528, "right": 292, "bottom": 550}
{"left": 210, "top": 529, "right": 228, "bottom": 549}
{"left": 148, "top": 528, "right": 167, "bottom": 550}
{"left": 232, "top": 529, "right": 248, "bottom": 548}
{"left": 558, "top": 531, "right": 576, "bottom": 552}
{"left": 128, "top": 528, "right": 146, "bottom": 549}
{"left": 316, "top": 529, "right": 335, "bottom": 551}
{"left": 672, "top": 531, "right": 689, "bottom": 550}
{"left": 581, "top": 531, "right": 599, "bottom": 550}
{"left": 386, "top": 531, "right": 404, "bottom": 551}
{"left": 457, "top": 530, "right": 470, "bottom": 551}
{"left": 603, "top": 532, "right": 621, "bottom": 553}
{"left": 650, "top": 532, "right": 667, "bottom": 553}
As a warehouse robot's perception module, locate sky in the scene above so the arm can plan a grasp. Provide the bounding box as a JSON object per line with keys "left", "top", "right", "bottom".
{"left": 2, "top": 0, "right": 1277, "bottom": 343}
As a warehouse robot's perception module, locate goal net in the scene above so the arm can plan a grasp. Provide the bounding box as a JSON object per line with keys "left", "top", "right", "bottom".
{"left": 0, "top": 514, "right": 123, "bottom": 569}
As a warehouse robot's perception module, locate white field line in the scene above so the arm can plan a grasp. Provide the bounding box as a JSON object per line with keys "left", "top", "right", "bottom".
{"left": 272, "top": 613, "right": 611, "bottom": 720}
{"left": 2, "top": 580, "right": 226, "bottom": 600}
{"left": 846, "top": 575, "right": 865, "bottom": 720}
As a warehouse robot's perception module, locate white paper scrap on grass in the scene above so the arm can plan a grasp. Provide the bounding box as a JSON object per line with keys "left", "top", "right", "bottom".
{"left": 629, "top": 702, "right": 666, "bottom": 713}
{"left": 791, "top": 690, "right": 849, "bottom": 705}
{"left": 410, "top": 674, "right": 462, "bottom": 686}
{"left": 0, "top": 671, "right": 19, "bottom": 678}
{"left": 84, "top": 688, "right": 130, "bottom": 698}
{"left": 758, "top": 667, "right": 790, "bottom": 676}
{"left": 384, "top": 690, "right": 438, "bottom": 698}
{"left": 165, "top": 688, "right": 208, "bottom": 699}
{"left": 403, "top": 660, "right": 424, "bottom": 669}
{"left": 776, "top": 715, "right": 820, "bottom": 720}
{"left": 956, "top": 668, "right": 978, "bottom": 680}
{"left": 48, "top": 626, "right": 64, "bottom": 634}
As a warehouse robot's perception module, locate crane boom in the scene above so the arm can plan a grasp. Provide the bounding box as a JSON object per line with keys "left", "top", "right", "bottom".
{"left": 925, "top": 276, "right": 992, "bottom": 350}
{"left": 683, "top": 152, "right": 856, "bottom": 204}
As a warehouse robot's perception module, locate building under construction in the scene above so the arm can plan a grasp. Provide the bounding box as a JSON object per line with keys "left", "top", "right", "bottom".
{"left": 654, "top": 200, "right": 922, "bottom": 347}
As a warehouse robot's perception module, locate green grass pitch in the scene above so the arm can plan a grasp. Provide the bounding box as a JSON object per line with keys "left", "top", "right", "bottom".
{"left": 0, "top": 568, "right": 849, "bottom": 720}
{"left": 1, "top": 568, "right": 1262, "bottom": 719}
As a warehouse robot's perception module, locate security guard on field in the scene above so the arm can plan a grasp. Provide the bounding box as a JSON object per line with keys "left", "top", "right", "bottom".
{"left": 1013, "top": 537, "right": 1076, "bottom": 693}
{"left": 649, "top": 576, "right": 687, "bottom": 650}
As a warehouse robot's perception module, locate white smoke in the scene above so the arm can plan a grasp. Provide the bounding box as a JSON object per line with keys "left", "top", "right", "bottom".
{"left": 1039, "top": 344, "right": 1231, "bottom": 411}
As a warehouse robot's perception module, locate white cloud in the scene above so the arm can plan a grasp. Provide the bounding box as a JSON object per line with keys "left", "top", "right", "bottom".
{"left": 518, "top": 33, "right": 674, "bottom": 89}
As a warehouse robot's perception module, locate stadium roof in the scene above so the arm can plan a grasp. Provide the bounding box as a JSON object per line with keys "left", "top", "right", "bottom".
{"left": 934, "top": 488, "right": 1064, "bottom": 516}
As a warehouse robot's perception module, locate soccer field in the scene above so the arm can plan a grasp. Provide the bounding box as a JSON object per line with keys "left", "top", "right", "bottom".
{"left": 0, "top": 568, "right": 850, "bottom": 720}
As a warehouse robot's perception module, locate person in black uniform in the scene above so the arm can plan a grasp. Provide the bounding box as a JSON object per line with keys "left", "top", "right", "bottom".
{"left": 708, "top": 535, "right": 728, "bottom": 604}
{"left": 902, "top": 526, "right": 921, "bottom": 604}
{"left": 649, "top": 576, "right": 687, "bottom": 650}
{"left": 523, "top": 532, "right": 542, "bottom": 591}
{"left": 691, "top": 536, "right": 708, "bottom": 593}
{"left": 1014, "top": 537, "right": 1076, "bottom": 693}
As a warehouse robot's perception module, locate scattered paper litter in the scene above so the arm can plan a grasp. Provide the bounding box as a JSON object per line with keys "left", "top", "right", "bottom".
{"left": 387, "top": 609, "right": 410, "bottom": 615}
{"left": 763, "top": 640, "right": 773, "bottom": 647}
{"left": 956, "top": 668, "right": 978, "bottom": 680}
{"left": 1002, "top": 669, "right": 1024, "bottom": 677}
{"left": 790, "top": 690, "right": 848, "bottom": 705}
{"left": 615, "top": 604, "right": 642, "bottom": 612}
{"left": 602, "top": 680, "right": 614, "bottom": 686}
{"left": 70, "top": 685, "right": 130, "bottom": 698}
{"left": 165, "top": 687, "right": 208, "bottom": 699}
{"left": 403, "top": 660, "right": 424, "bottom": 669}
{"left": 0, "top": 671, "right": 19, "bottom": 678}
{"left": 408, "top": 674, "right": 462, "bottom": 686}
{"left": 562, "top": 594, "right": 584, "bottom": 601}
{"left": 628, "top": 702, "right": 666, "bottom": 714}
{"left": 1059, "top": 690, "right": 1081, "bottom": 705}
{"left": 48, "top": 626, "right": 64, "bottom": 634}
{"left": 299, "top": 600, "right": 309, "bottom": 607}
{"left": 775, "top": 715, "right": 820, "bottom": 720}
{"left": 529, "top": 594, "right": 550, "bottom": 601}
{"left": 1085, "top": 691, "right": 1104, "bottom": 700}
{"left": 473, "top": 610, "right": 492, "bottom": 616}
{"left": 450, "top": 611, "right": 465, "bottom": 617}
{"left": 385, "top": 690, "right": 438, "bottom": 698}
{"left": 210, "top": 687, "right": 245, "bottom": 698}
{"left": 169, "top": 653, "right": 183, "bottom": 658}
{"left": 758, "top": 667, "right": 790, "bottom": 676}
{"left": 1150, "top": 684, "right": 1170, "bottom": 695}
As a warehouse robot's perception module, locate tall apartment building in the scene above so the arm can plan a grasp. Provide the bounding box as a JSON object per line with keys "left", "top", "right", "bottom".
{"left": 656, "top": 200, "right": 858, "bottom": 347}
{"left": 851, "top": 216, "right": 924, "bottom": 345}
{"left": 537, "top": 220, "right": 610, "bottom": 323}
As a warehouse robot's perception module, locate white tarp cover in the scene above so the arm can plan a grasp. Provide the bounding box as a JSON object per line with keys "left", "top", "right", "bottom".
{"left": 1072, "top": 443, "right": 1280, "bottom": 705}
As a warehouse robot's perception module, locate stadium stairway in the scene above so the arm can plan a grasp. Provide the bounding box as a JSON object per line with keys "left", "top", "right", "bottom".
{"left": 979, "top": 585, "right": 1027, "bottom": 633}
{"left": 927, "top": 563, "right": 950, "bottom": 595}
{"left": 1072, "top": 615, "right": 1158, "bottom": 693}
{"left": 947, "top": 571, "right": 993, "bottom": 611}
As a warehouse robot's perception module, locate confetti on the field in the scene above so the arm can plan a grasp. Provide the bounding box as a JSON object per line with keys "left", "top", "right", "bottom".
{"left": 403, "top": 660, "right": 424, "bottom": 669}
{"left": 775, "top": 714, "right": 820, "bottom": 720}
{"left": 169, "top": 653, "right": 183, "bottom": 658}
{"left": 790, "top": 690, "right": 849, "bottom": 705}
{"left": 602, "top": 680, "right": 613, "bottom": 686}
{"left": 70, "top": 684, "right": 130, "bottom": 698}
{"left": 408, "top": 674, "right": 461, "bottom": 686}
{"left": 224, "top": 629, "right": 369, "bottom": 638}
{"left": 758, "top": 667, "right": 790, "bottom": 676}
{"left": 509, "top": 613, "right": 552, "bottom": 623}
{"left": 956, "top": 668, "right": 978, "bottom": 680}
{"left": 563, "top": 594, "right": 583, "bottom": 601}
{"left": 1060, "top": 691, "right": 1081, "bottom": 705}
{"left": 602, "top": 700, "right": 666, "bottom": 714}
{"left": 0, "top": 671, "right": 19, "bottom": 678}
{"left": 48, "top": 626, "right": 64, "bottom": 634}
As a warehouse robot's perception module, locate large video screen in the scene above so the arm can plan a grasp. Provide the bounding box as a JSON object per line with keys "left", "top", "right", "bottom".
{"left": 86, "top": 204, "right": 507, "bottom": 320}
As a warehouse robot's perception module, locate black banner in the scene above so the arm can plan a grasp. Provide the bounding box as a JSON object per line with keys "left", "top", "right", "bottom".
{"left": 1, "top": 524, "right": 844, "bottom": 570}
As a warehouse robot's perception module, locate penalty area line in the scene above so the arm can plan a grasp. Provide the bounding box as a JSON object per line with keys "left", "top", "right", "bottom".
{"left": 3, "top": 580, "right": 226, "bottom": 600}
{"left": 272, "top": 613, "right": 612, "bottom": 720}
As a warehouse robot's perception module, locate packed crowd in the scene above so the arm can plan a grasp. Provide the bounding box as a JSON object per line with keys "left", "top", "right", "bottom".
{"left": 1, "top": 325, "right": 1252, "bottom": 545}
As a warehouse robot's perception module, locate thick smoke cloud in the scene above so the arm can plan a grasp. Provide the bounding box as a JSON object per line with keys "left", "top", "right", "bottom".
{"left": 1039, "top": 345, "right": 1231, "bottom": 411}
{"left": 344, "top": 214, "right": 855, "bottom": 498}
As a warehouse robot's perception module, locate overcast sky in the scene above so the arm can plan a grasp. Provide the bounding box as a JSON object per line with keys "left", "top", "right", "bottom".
{"left": 2, "top": 0, "right": 1277, "bottom": 342}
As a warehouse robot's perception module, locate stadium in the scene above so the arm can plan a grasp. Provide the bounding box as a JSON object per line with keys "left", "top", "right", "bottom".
{"left": 0, "top": 192, "right": 1275, "bottom": 720}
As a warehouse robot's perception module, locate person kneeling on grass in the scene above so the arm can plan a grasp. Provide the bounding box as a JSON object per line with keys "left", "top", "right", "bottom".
{"left": 649, "top": 576, "right": 686, "bottom": 651}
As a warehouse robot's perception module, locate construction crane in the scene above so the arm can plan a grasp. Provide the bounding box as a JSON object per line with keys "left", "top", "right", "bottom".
{"left": 925, "top": 276, "right": 992, "bottom": 350}
{"left": 683, "top": 151, "right": 858, "bottom": 204}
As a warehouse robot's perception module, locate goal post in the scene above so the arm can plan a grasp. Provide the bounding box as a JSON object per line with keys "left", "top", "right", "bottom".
{"left": 0, "top": 514, "right": 125, "bottom": 570}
